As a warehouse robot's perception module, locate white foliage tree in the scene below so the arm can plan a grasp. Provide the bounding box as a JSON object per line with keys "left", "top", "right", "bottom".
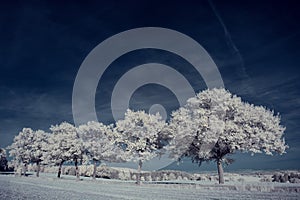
{"left": 8, "top": 128, "right": 49, "bottom": 176}
{"left": 115, "top": 109, "right": 166, "bottom": 184}
{"left": 168, "top": 88, "right": 288, "bottom": 184}
{"left": 44, "top": 122, "right": 84, "bottom": 179}
{"left": 0, "top": 148, "right": 8, "bottom": 171}
{"left": 78, "top": 121, "right": 124, "bottom": 179}
{"left": 8, "top": 128, "right": 32, "bottom": 176}
{"left": 0, "top": 148, "right": 6, "bottom": 157}
{"left": 29, "top": 130, "right": 49, "bottom": 177}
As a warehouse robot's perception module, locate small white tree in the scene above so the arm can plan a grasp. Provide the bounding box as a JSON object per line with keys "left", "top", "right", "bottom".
{"left": 78, "top": 121, "right": 124, "bottom": 179}
{"left": 115, "top": 109, "right": 166, "bottom": 184}
{"left": 0, "top": 148, "right": 6, "bottom": 157}
{"left": 8, "top": 128, "right": 49, "bottom": 177}
{"left": 8, "top": 128, "right": 34, "bottom": 176}
{"left": 168, "top": 88, "right": 288, "bottom": 184}
{"left": 44, "top": 122, "right": 84, "bottom": 179}
{"left": 0, "top": 148, "right": 8, "bottom": 171}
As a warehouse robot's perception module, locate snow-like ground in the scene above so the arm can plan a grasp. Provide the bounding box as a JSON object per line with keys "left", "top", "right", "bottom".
{"left": 0, "top": 173, "right": 299, "bottom": 200}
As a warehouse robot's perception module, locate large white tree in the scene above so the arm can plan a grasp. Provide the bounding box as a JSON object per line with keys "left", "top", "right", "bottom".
{"left": 115, "top": 109, "right": 166, "bottom": 184}
{"left": 78, "top": 121, "right": 124, "bottom": 179}
{"left": 168, "top": 88, "right": 288, "bottom": 184}
{"left": 44, "top": 122, "right": 84, "bottom": 179}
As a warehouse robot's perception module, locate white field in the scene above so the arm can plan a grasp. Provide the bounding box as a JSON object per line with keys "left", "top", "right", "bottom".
{"left": 0, "top": 173, "right": 299, "bottom": 200}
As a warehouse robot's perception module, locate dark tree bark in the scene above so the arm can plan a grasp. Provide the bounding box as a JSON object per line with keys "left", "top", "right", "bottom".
{"left": 217, "top": 160, "right": 224, "bottom": 184}
{"left": 136, "top": 160, "right": 143, "bottom": 185}
{"left": 36, "top": 161, "right": 40, "bottom": 177}
{"left": 57, "top": 161, "right": 63, "bottom": 178}
{"left": 75, "top": 159, "right": 80, "bottom": 180}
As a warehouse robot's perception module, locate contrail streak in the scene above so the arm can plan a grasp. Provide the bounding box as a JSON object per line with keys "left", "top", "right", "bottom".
{"left": 207, "top": 0, "right": 244, "bottom": 67}
{"left": 207, "top": 0, "right": 255, "bottom": 95}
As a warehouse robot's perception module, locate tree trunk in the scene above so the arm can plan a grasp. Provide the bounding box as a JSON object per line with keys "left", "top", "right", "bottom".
{"left": 75, "top": 159, "right": 80, "bottom": 181}
{"left": 136, "top": 160, "right": 142, "bottom": 185}
{"left": 217, "top": 160, "right": 224, "bottom": 184}
{"left": 36, "top": 161, "right": 40, "bottom": 177}
{"left": 23, "top": 163, "right": 27, "bottom": 176}
{"left": 57, "top": 161, "right": 63, "bottom": 178}
{"left": 92, "top": 160, "right": 98, "bottom": 180}
{"left": 19, "top": 165, "right": 22, "bottom": 177}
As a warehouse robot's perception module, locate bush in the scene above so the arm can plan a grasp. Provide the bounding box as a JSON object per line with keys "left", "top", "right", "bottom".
{"left": 272, "top": 172, "right": 300, "bottom": 183}
{"left": 0, "top": 156, "right": 8, "bottom": 171}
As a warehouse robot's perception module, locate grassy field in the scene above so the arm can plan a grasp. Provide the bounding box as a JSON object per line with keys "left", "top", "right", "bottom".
{"left": 0, "top": 173, "right": 299, "bottom": 200}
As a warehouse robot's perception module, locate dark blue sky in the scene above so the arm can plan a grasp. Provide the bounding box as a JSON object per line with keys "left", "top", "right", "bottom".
{"left": 0, "top": 0, "right": 299, "bottom": 171}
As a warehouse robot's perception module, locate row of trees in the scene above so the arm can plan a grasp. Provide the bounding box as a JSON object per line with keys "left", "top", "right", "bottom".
{"left": 7, "top": 110, "right": 166, "bottom": 183}
{"left": 6, "top": 88, "right": 288, "bottom": 184}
